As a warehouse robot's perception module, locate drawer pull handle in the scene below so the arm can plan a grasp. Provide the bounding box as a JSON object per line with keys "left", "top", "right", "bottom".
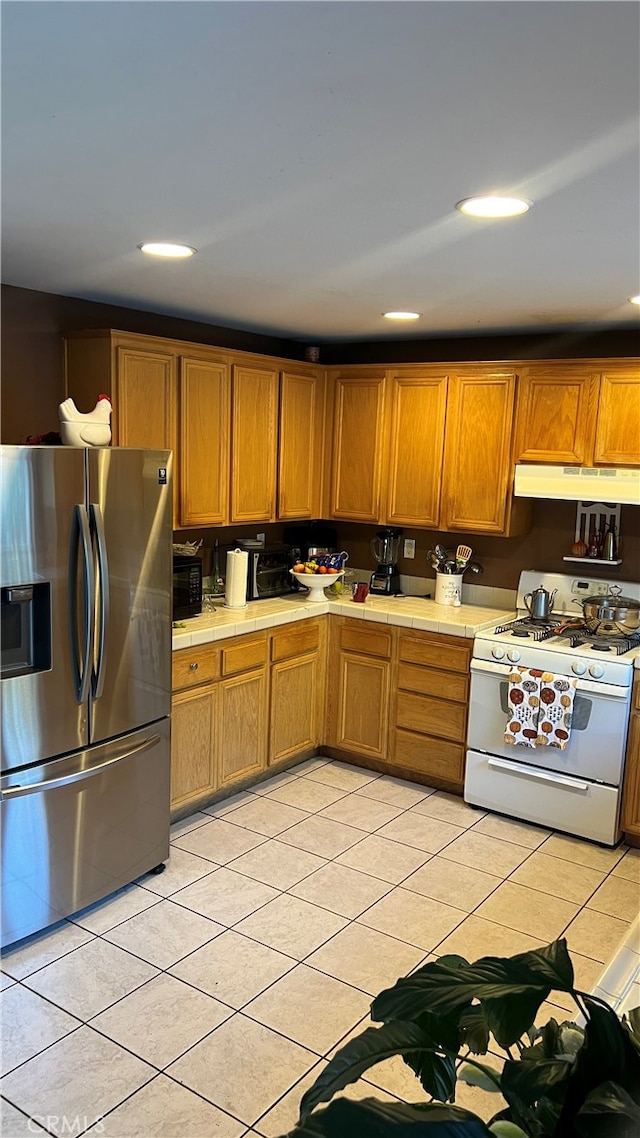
{"left": 190, "top": 662, "right": 199, "bottom": 671}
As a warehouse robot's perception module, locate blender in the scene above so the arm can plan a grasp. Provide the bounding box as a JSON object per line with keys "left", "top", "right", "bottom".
{"left": 370, "top": 527, "right": 403, "bottom": 595}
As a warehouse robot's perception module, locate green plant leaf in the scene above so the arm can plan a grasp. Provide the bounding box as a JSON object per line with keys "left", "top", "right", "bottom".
{"left": 288, "top": 1096, "right": 494, "bottom": 1137}
{"left": 554, "top": 997, "right": 640, "bottom": 1132}
{"left": 458, "top": 1006, "right": 490, "bottom": 1055}
{"left": 512, "top": 938, "right": 575, "bottom": 992}
{"left": 501, "top": 1055, "right": 572, "bottom": 1108}
{"left": 575, "top": 1080, "right": 640, "bottom": 1138}
{"left": 488, "top": 1123, "right": 529, "bottom": 1138}
{"left": 458, "top": 1061, "right": 502, "bottom": 1093}
{"left": 299, "top": 1022, "right": 443, "bottom": 1121}
{"left": 482, "top": 989, "right": 548, "bottom": 1050}
{"left": 404, "top": 1048, "right": 457, "bottom": 1101}
{"left": 625, "top": 1007, "right": 640, "bottom": 1055}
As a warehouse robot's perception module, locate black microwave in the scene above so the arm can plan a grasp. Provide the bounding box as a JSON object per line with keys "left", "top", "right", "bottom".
{"left": 246, "top": 545, "right": 296, "bottom": 601}
{"left": 173, "top": 554, "right": 202, "bottom": 620}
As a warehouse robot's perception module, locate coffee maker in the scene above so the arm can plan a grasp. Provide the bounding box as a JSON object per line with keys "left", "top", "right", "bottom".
{"left": 370, "top": 527, "right": 403, "bottom": 595}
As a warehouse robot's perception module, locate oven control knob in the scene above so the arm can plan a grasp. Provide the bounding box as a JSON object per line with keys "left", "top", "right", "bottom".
{"left": 506, "top": 649, "right": 521, "bottom": 663}
{"left": 572, "top": 662, "right": 587, "bottom": 676}
{"left": 491, "top": 647, "right": 506, "bottom": 660}
{"left": 589, "top": 664, "right": 605, "bottom": 679}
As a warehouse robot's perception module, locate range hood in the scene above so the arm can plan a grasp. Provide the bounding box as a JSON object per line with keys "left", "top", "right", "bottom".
{"left": 514, "top": 464, "right": 640, "bottom": 506}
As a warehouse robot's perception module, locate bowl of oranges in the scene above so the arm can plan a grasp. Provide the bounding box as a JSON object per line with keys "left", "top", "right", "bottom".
{"left": 290, "top": 552, "right": 348, "bottom": 602}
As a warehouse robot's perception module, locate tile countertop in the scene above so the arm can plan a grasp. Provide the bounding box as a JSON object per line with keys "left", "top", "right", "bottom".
{"left": 172, "top": 591, "right": 515, "bottom": 651}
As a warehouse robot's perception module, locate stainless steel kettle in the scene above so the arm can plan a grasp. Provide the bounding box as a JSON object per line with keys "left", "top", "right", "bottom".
{"left": 524, "top": 586, "right": 557, "bottom": 621}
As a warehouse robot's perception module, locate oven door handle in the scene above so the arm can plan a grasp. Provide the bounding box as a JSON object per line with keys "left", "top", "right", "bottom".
{"left": 487, "top": 758, "right": 589, "bottom": 792}
{"left": 470, "top": 658, "right": 630, "bottom": 699}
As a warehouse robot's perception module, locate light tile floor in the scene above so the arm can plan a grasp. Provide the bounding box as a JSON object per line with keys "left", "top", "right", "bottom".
{"left": 2, "top": 757, "right": 639, "bottom": 1137}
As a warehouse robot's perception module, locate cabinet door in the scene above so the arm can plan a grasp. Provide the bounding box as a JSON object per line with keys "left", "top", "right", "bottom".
{"left": 269, "top": 653, "right": 319, "bottom": 763}
{"left": 594, "top": 369, "right": 640, "bottom": 466}
{"left": 332, "top": 653, "right": 390, "bottom": 759}
{"left": 278, "top": 370, "right": 324, "bottom": 519}
{"left": 116, "top": 347, "right": 175, "bottom": 451}
{"left": 218, "top": 669, "right": 268, "bottom": 787}
{"left": 515, "top": 368, "right": 597, "bottom": 464}
{"left": 386, "top": 372, "right": 448, "bottom": 527}
{"left": 179, "top": 356, "right": 230, "bottom": 526}
{"left": 329, "top": 372, "right": 386, "bottom": 521}
{"left": 231, "top": 363, "right": 279, "bottom": 522}
{"left": 442, "top": 371, "right": 517, "bottom": 533}
{"left": 171, "top": 686, "right": 217, "bottom": 812}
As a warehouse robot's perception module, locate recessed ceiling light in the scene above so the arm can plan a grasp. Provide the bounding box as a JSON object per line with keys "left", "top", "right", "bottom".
{"left": 138, "top": 242, "right": 197, "bottom": 258}
{"left": 383, "top": 311, "right": 421, "bottom": 321}
{"left": 455, "top": 195, "right": 531, "bottom": 218}
{"left": 629, "top": 295, "right": 640, "bottom": 305}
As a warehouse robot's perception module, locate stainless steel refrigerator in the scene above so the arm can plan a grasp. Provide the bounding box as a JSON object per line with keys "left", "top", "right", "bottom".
{"left": 0, "top": 445, "right": 172, "bottom": 946}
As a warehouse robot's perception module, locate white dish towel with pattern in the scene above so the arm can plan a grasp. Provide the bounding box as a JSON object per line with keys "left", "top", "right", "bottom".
{"left": 504, "top": 667, "right": 577, "bottom": 751}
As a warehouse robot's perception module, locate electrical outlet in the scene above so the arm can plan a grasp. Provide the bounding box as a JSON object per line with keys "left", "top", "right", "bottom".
{"left": 404, "top": 539, "right": 416, "bottom": 559}
{"left": 256, "top": 532, "right": 266, "bottom": 544}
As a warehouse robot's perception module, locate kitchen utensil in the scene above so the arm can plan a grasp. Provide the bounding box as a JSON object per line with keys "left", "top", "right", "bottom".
{"left": 466, "top": 561, "right": 484, "bottom": 575}
{"left": 524, "top": 585, "right": 557, "bottom": 621}
{"left": 572, "top": 586, "right": 640, "bottom": 635}
{"left": 455, "top": 543, "right": 473, "bottom": 571}
{"left": 434, "top": 544, "right": 447, "bottom": 564}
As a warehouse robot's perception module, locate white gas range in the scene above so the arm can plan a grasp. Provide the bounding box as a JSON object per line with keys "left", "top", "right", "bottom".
{"left": 465, "top": 570, "right": 640, "bottom": 846}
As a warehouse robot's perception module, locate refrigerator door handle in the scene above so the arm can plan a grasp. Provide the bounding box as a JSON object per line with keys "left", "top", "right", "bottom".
{"left": 90, "top": 502, "right": 110, "bottom": 700}
{"left": 69, "top": 503, "right": 95, "bottom": 704}
{"left": 0, "top": 733, "right": 161, "bottom": 800}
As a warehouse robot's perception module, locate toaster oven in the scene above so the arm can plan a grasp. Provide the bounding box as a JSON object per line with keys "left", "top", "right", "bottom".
{"left": 246, "top": 545, "right": 296, "bottom": 601}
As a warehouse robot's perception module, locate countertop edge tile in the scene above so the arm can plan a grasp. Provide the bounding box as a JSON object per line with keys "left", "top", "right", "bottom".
{"left": 172, "top": 596, "right": 514, "bottom": 650}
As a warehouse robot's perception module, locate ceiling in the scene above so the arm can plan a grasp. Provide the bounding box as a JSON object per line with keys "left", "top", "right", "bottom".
{"left": 2, "top": 1, "right": 639, "bottom": 344}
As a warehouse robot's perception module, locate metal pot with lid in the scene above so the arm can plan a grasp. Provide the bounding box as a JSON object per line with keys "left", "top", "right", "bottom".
{"left": 573, "top": 586, "right": 640, "bottom": 636}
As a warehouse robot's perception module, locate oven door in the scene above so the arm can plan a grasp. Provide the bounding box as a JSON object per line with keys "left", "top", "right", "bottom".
{"left": 466, "top": 658, "right": 630, "bottom": 786}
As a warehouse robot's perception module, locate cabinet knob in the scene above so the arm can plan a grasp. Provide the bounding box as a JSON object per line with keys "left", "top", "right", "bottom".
{"left": 190, "top": 662, "right": 199, "bottom": 671}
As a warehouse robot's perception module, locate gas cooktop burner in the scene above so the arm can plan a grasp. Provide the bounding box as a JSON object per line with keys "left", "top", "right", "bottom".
{"left": 568, "top": 630, "right": 640, "bottom": 655}
{"left": 493, "top": 617, "right": 564, "bottom": 641}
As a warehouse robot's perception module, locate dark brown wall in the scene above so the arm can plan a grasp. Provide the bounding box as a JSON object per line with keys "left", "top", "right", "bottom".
{"left": 333, "top": 501, "right": 640, "bottom": 588}
{"left": 0, "top": 284, "right": 305, "bottom": 445}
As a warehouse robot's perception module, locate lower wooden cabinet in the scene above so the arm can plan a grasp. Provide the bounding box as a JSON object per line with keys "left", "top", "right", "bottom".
{"left": 391, "top": 629, "right": 471, "bottom": 791}
{"left": 327, "top": 619, "right": 392, "bottom": 761}
{"left": 171, "top": 615, "right": 476, "bottom": 813}
{"left": 621, "top": 673, "right": 640, "bottom": 845}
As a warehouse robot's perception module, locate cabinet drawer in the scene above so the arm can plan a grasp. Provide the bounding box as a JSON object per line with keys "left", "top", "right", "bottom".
{"left": 221, "top": 632, "right": 268, "bottom": 676}
{"left": 398, "top": 662, "right": 468, "bottom": 703}
{"left": 393, "top": 728, "right": 465, "bottom": 785}
{"left": 271, "top": 619, "right": 320, "bottom": 663}
{"left": 172, "top": 644, "right": 219, "bottom": 692}
{"left": 339, "top": 623, "right": 393, "bottom": 659}
{"left": 396, "top": 690, "right": 467, "bottom": 743}
{"left": 399, "top": 631, "right": 470, "bottom": 673}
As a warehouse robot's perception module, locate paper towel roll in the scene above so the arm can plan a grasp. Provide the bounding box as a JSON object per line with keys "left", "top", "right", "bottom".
{"left": 225, "top": 549, "right": 248, "bottom": 608}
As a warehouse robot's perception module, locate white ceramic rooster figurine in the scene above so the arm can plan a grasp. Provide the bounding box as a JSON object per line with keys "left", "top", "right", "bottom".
{"left": 58, "top": 394, "right": 112, "bottom": 447}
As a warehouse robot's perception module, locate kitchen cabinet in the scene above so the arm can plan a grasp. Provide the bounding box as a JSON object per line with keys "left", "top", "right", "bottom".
{"left": 230, "top": 362, "right": 279, "bottom": 523}
{"left": 392, "top": 630, "right": 472, "bottom": 791}
{"left": 218, "top": 632, "right": 269, "bottom": 787}
{"left": 385, "top": 371, "right": 448, "bottom": 528}
{"left": 442, "top": 370, "right": 523, "bottom": 534}
{"left": 328, "top": 369, "right": 387, "bottom": 522}
{"left": 327, "top": 618, "right": 393, "bottom": 760}
{"left": 179, "top": 355, "right": 230, "bottom": 526}
{"left": 621, "top": 672, "right": 640, "bottom": 846}
{"left": 170, "top": 633, "right": 269, "bottom": 812}
{"left": 269, "top": 618, "right": 325, "bottom": 763}
{"left": 278, "top": 369, "right": 325, "bottom": 520}
{"left": 171, "top": 644, "right": 219, "bottom": 812}
{"left": 514, "top": 361, "right": 640, "bottom": 467}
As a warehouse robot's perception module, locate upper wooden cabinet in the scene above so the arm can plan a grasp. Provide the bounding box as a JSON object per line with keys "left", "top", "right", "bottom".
{"left": 442, "top": 370, "right": 519, "bottom": 533}
{"left": 594, "top": 368, "right": 640, "bottom": 466}
{"left": 230, "top": 362, "right": 279, "bottom": 523}
{"left": 385, "top": 371, "right": 448, "bottom": 528}
{"left": 329, "top": 370, "right": 387, "bottom": 522}
{"left": 278, "top": 368, "right": 325, "bottom": 520}
{"left": 179, "top": 355, "right": 230, "bottom": 526}
{"left": 515, "top": 362, "right": 640, "bottom": 467}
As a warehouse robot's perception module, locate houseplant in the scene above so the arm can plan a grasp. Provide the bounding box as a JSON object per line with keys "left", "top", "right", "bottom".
{"left": 280, "top": 938, "right": 640, "bottom": 1137}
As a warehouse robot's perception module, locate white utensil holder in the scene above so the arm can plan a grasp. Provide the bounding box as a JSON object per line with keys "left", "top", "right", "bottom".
{"left": 435, "top": 573, "right": 463, "bottom": 606}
